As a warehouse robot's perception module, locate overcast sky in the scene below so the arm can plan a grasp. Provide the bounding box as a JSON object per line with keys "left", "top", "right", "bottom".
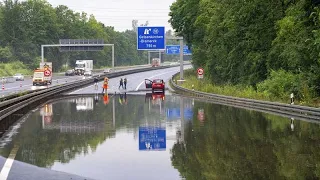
{"left": 47, "top": 0, "right": 175, "bottom": 32}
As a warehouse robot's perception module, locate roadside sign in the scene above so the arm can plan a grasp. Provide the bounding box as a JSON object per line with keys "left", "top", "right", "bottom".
{"left": 166, "top": 45, "right": 192, "bottom": 55}
{"left": 44, "top": 70, "right": 51, "bottom": 76}
{"left": 197, "top": 68, "right": 204, "bottom": 75}
{"left": 40, "top": 62, "right": 52, "bottom": 71}
{"left": 59, "top": 39, "right": 104, "bottom": 51}
{"left": 166, "top": 108, "right": 193, "bottom": 120}
{"left": 197, "top": 68, "right": 204, "bottom": 79}
{"left": 137, "top": 26, "right": 165, "bottom": 50}
{"left": 139, "top": 127, "right": 166, "bottom": 151}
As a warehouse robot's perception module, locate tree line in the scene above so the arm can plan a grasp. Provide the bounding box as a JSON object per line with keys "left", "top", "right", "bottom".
{"left": 169, "top": 0, "right": 320, "bottom": 101}
{"left": 0, "top": 0, "right": 172, "bottom": 71}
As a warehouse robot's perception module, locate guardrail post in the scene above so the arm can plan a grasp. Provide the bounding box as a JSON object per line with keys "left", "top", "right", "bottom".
{"left": 290, "top": 117, "right": 294, "bottom": 131}
{"left": 290, "top": 93, "right": 294, "bottom": 105}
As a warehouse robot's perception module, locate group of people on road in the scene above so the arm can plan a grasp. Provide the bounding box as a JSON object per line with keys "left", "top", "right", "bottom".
{"left": 118, "top": 77, "right": 127, "bottom": 89}
{"left": 93, "top": 76, "right": 128, "bottom": 94}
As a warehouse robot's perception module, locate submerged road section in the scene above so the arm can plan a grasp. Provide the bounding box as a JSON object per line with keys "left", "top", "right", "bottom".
{"left": 1, "top": 93, "right": 320, "bottom": 179}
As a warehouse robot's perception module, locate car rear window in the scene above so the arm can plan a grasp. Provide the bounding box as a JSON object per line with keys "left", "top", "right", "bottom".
{"left": 153, "top": 80, "right": 163, "bottom": 83}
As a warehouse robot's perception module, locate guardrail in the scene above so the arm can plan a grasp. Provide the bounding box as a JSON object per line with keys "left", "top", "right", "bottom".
{"left": 170, "top": 73, "right": 320, "bottom": 121}
{"left": 0, "top": 64, "right": 188, "bottom": 121}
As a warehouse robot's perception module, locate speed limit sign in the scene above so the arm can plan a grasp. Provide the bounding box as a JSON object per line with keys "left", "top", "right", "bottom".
{"left": 197, "top": 68, "right": 204, "bottom": 79}
{"left": 44, "top": 70, "right": 51, "bottom": 76}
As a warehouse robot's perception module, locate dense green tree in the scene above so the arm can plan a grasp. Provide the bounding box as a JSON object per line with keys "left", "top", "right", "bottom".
{"left": 0, "top": 0, "right": 150, "bottom": 71}
{"left": 169, "top": 0, "right": 320, "bottom": 99}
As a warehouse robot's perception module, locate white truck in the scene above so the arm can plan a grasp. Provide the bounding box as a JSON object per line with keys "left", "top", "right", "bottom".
{"left": 75, "top": 60, "right": 93, "bottom": 75}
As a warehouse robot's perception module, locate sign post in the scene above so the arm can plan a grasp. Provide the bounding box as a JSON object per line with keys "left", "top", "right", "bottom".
{"left": 197, "top": 67, "right": 204, "bottom": 79}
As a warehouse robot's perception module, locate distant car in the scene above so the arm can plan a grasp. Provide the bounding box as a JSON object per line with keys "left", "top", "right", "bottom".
{"left": 145, "top": 79, "right": 165, "bottom": 92}
{"left": 65, "top": 69, "right": 75, "bottom": 76}
{"left": 13, "top": 73, "right": 24, "bottom": 81}
{"left": 103, "top": 69, "right": 111, "bottom": 73}
{"left": 84, "top": 71, "right": 92, "bottom": 76}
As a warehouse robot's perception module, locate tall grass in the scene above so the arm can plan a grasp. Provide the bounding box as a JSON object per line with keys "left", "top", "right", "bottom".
{"left": 175, "top": 69, "right": 318, "bottom": 106}
{"left": 0, "top": 61, "right": 31, "bottom": 77}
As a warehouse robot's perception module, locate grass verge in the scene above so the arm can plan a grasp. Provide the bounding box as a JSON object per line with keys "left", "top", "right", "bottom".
{"left": 174, "top": 69, "right": 320, "bottom": 107}
{"left": 0, "top": 61, "right": 31, "bottom": 77}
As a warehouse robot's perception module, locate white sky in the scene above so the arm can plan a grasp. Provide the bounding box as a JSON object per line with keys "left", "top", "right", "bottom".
{"left": 47, "top": 0, "right": 176, "bottom": 32}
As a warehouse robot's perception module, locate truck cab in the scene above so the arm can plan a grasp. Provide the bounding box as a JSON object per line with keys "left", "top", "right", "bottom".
{"left": 152, "top": 58, "right": 160, "bottom": 67}
{"left": 75, "top": 60, "right": 93, "bottom": 75}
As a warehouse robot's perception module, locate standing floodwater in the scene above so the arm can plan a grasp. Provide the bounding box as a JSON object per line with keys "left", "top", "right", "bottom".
{"left": 0, "top": 94, "right": 320, "bottom": 180}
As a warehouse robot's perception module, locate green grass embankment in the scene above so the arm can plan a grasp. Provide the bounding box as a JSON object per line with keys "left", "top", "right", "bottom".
{"left": 0, "top": 61, "right": 31, "bottom": 77}
{"left": 175, "top": 69, "right": 320, "bottom": 107}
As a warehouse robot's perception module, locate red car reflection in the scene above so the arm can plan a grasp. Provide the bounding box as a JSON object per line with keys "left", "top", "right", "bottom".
{"left": 152, "top": 93, "right": 165, "bottom": 101}
{"left": 145, "top": 92, "right": 165, "bottom": 103}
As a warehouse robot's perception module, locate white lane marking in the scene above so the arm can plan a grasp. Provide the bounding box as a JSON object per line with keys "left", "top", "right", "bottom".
{"left": 69, "top": 82, "right": 101, "bottom": 94}
{"left": 135, "top": 70, "right": 178, "bottom": 91}
{"left": 0, "top": 145, "right": 19, "bottom": 180}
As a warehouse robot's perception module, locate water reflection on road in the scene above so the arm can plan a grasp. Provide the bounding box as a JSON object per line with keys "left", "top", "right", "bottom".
{"left": 1, "top": 93, "right": 320, "bottom": 179}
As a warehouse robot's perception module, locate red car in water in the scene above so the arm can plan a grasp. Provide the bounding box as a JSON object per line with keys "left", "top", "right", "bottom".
{"left": 145, "top": 79, "right": 165, "bottom": 92}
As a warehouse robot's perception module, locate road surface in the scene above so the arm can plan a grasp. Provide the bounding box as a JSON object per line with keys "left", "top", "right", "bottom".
{"left": 0, "top": 64, "right": 156, "bottom": 97}
{"left": 69, "top": 65, "right": 192, "bottom": 95}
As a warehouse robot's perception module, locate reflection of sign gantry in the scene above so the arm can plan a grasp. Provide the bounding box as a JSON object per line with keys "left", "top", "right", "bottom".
{"left": 43, "top": 120, "right": 106, "bottom": 133}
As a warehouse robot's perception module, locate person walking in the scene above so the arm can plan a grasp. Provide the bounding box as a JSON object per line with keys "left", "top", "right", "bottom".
{"left": 119, "top": 78, "right": 124, "bottom": 89}
{"left": 94, "top": 76, "right": 99, "bottom": 90}
{"left": 124, "top": 77, "right": 127, "bottom": 89}
{"left": 102, "top": 77, "right": 109, "bottom": 94}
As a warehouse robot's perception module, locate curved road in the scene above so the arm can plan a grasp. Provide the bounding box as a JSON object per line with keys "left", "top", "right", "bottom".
{"left": 69, "top": 65, "right": 192, "bottom": 95}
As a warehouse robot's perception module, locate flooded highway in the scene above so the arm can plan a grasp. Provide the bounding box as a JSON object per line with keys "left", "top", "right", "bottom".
{"left": 1, "top": 93, "right": 320, "bottom": 179}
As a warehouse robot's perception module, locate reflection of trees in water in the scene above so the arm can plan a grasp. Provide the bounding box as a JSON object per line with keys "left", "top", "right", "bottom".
{"left": 13, "top": 98, "right": 115, "bottom": 168}
{"left": 171, "top": 102, "right": 320, "bottom": 179}
{"left": 6, "top": 95, "right": 190, "bottom": 168}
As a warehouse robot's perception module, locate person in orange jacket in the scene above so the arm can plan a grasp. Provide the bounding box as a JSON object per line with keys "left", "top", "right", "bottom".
{"left": 102, "top": 77, "right": 109, "bottom": 94}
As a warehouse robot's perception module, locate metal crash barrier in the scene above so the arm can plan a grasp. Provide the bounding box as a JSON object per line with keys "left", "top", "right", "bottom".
{"left": 170, "top": 72, "right": 320, "bottom": 122}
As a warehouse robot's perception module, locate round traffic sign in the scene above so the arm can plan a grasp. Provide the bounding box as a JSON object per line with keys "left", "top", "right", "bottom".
{"left": 197, "top": 68, "right": 204, "bottom": 75}
{"left": 44, "top": 70, "right": 51, "bottom": 76}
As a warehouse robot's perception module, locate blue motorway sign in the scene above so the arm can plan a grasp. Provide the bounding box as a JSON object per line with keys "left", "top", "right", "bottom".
{"left": 166, "top": 108, "right": 193, "bottom": 120}
{"left": 166, "top": 45, "right": 192, "bottom": 55}
{"left": 139, "top": 127, "right": 166, "bottom": 151}
{"left": 137, "top": 26, "right": 165, "bottom": 50}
